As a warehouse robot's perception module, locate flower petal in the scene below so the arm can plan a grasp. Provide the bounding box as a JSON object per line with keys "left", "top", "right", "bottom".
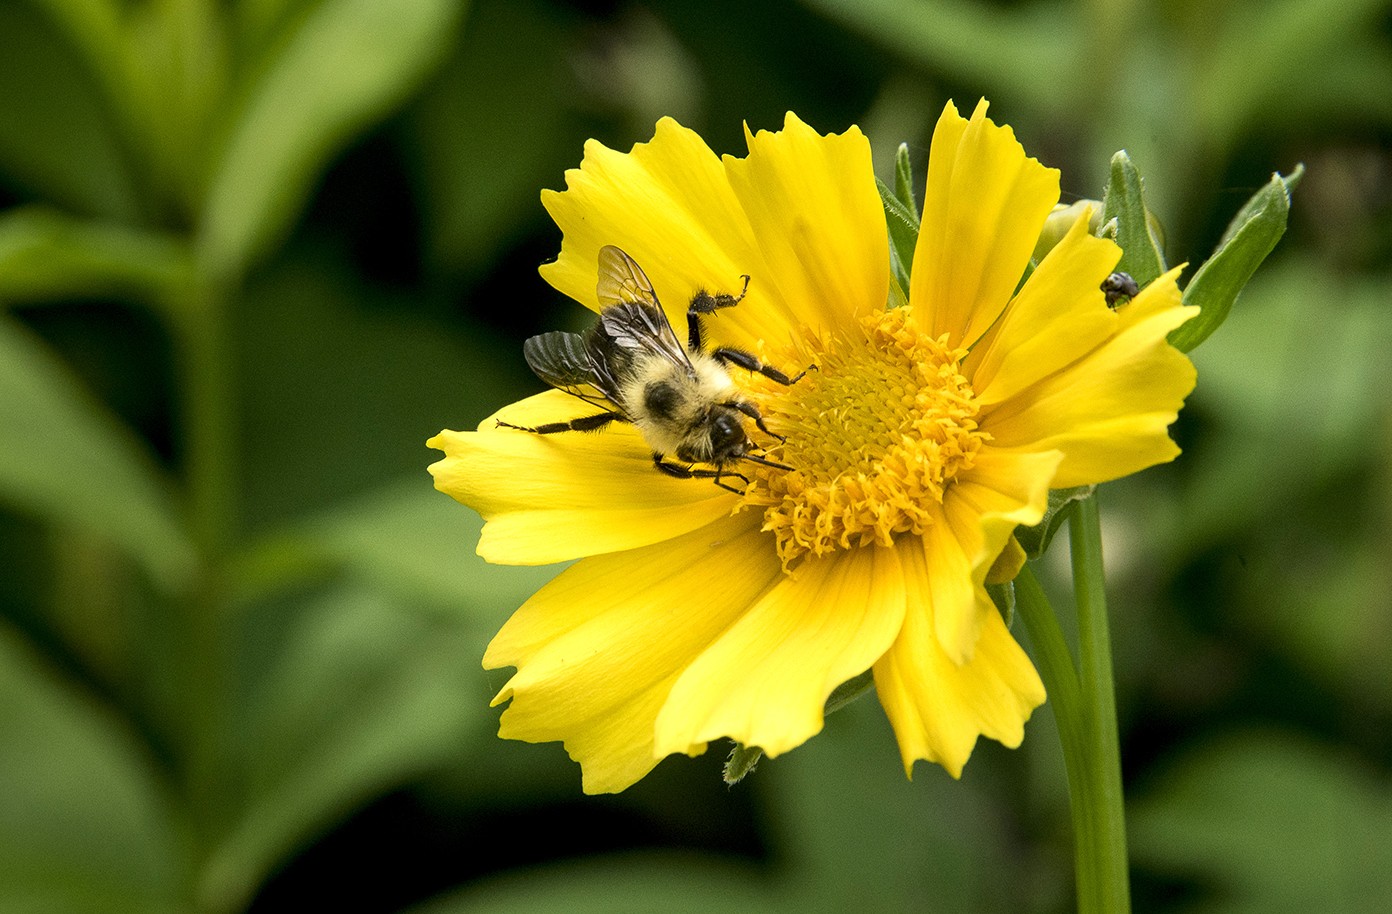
{"left": 427, "top": 391, "right": 736, "bottom": 564}
{"left": 724, "top": 113, "right": 888, "bottom": 338}
{"left": 484, "top": 512, "right": 780, "bottom": 794}
{"left": 539, "top": 117, "right": 788, "bottom": 350}
{"left": 926, "top": 447, "right": 1059, "bottom": 664}
{"left": 967, "top": 211, "right": 1122, "bottom": 406}
{"left": 910, "top": 100, "right": 1060, "bottom": 349}
{"left": 654, "top": 542, "right": 906, "bottom": 758}
{"left": 874, "top": 534, "right": 1046, "bottom": 778}
{"left": 980, "top": 268, "right": 1198, "bottom": 488}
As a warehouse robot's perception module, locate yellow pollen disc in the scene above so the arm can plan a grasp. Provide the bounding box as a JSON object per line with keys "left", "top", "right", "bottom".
{"left": 741, "top": 307, "right": 986, "bottom": 568}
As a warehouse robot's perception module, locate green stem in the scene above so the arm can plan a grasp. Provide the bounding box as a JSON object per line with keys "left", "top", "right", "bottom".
{"left": 1014, "top": 493, "right": 1131, "bottom": 913}
{"left": 1068, "top": 494, "right": 1131, "bottom": 912}
{"left": 174, "top": 273, "right": 235, "bottom": 856}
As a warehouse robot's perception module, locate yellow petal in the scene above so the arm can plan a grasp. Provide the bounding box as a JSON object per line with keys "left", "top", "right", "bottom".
{"left": 427, "top": 391, "right": 736, "bottom": 565}
{"left": 724, "top": 113, "right": 888, "bottom": 338}
{"left": 874, "top": 534, "right": 1046, "bottom": 777}
{"left": 910, "top": 99, "right": 1060, "bottom": 349}
{"left": 968, "top": 212, "right": 1122, "bottom": 406}
{"left": 930, "top": 447, "right": 1060, "bottom": 663}
{"left": 539, "top": 117, "right": 789, "bottom": 350}
{"left": 654, "top": 542, "right": 906, "bottom": 758}
{"left": 980, "top": 268, "right": 1198, "bottom": 488}
{"left": 484, "top": 512, "right": 780, "bottom": 794}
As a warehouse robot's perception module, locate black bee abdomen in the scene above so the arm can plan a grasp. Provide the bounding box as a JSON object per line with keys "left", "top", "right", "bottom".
{"left": 643, "top": 380, "right": 681, "bottom": 418}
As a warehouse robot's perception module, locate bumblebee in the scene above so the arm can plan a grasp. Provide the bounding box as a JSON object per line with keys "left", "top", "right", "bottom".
{"left": 498, "top": 245, "right": 804, "bottom": 492}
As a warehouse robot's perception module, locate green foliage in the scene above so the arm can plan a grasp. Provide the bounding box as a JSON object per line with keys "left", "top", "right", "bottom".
{"left": 0, "top": 0, "right": 1382, "bottom": 911}
{"left": 1170, "top": 167, "right": 1302, "bottom": 353}
{"left": 1101, "top": 151, "right": 1167, "bottom": 288}
{"left": 1131, "top": 731, "right": 1392, "bottom": 914}
{"left": 0, "top": 316, "right": 196, "bottom": 590}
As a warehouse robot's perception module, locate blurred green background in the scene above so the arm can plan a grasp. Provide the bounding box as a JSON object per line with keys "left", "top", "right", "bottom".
{"left": 1, "top": 0, "right": 1389, "bottom": 912}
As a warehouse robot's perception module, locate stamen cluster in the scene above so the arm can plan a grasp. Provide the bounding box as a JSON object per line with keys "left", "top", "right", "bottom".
{"left": 742, "top": 308, "right": 986, "bottom": 568}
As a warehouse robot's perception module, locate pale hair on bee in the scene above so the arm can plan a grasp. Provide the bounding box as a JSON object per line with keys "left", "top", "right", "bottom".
{"left": 497, "top": 245, "right": 807, "bottom": 492}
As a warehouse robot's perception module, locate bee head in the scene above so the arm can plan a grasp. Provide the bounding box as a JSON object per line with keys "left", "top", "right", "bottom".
{"left": 708, "top": 409, "right": 749, "bottom": 461}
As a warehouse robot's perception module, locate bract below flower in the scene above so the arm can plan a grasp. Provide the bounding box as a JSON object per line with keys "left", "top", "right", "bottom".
{"left": 428, "top": 100, "right": 1197, "bottom": 794}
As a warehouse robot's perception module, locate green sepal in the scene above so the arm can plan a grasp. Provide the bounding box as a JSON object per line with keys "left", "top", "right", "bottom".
{"left": 894, "top": 142, "right": 917, "bottom": 218}
{"left": 1168, "top": 165, "right": 1302, "bottom": 353}
{"left": 878, "top": 145, "right": 920, "bottom": 309}
{"left": 723, "top": 742, "right": 763, "bottom": 786}
{"left": 1101, "top": 151, "right": 1166, "bottom": 287}
{"left": 987, "top": 580, "right": 1016, "bottom": 628}
{"left": 721, "top": 668, "right": 876, "bottom": 786}
{"left": 825, "top": 668, "right": 875, "bottom": 715}
{"left": 1015, "top": 485, "right": 1096, "bottom": 560}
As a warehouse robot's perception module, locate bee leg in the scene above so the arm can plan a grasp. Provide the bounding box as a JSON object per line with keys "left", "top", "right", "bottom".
{"left": 652, "top": 453, "right": 748, "bottom": 494}
{"left": 711, "top": 347, "right": 809, "bottom": 385}
{"left": 496, "top": 410, "right": 626, "bottom": 434}
{"left": 687, "top": 274, "right": 750, "bottom": 351}
{"left": 729, "top": 399, "right": 784, "bottom": 442}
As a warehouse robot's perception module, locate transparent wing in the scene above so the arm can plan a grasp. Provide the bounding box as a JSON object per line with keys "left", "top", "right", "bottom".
{"left": 594, "top": 245, "right": 691, "bottom": 369}
{"left": 522, "top": 331, "right": 623, "bottom": 407}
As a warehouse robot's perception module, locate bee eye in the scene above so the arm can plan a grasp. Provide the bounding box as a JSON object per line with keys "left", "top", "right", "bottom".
{"left": 710, "top": 412, "right": 745, "bottom": 451}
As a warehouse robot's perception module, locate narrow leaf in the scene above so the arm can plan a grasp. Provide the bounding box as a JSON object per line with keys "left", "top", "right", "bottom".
{"left": 1169, "top": 167, "right": 1298, "bottom": 353}
{"left": 0, "top": 207, "right": 193, "bottom": 314}
{"left": 1101, "top": 151, "right": 1165, "bottom": 287}
{"left": 202, "top": 585, "right": 490, "bottom": 910}
{"left": 0, "top": 316, "right": 196, "bottom": 591}
{"left": 199, "top": 0, "right": 467, "bottom": 278}
{"left": 0, "top": 625, "right": 187, "bottom": 914}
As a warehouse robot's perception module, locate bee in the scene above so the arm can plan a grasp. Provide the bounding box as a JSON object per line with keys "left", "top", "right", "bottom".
{"left": 1101, "top": 271, "right": 1140, "bottom": 307}
{"left": 497, "top": 245, "right": 805, "bottom": 492}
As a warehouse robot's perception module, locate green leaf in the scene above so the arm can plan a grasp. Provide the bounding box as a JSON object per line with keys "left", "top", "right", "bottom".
{"left": 0, "top": 624, "right": 188, "bottom": 914}
{"left": 202, "top": 584, "right": 492, "bottom": 911}
{"left": 1168, "top": 166, "right": 1300, "bottom": 353}
{"left": 198, "top": 0, "right": 468, "bottom": 278}
{"left": 0, "top": 207, "right": 193, "bottom": 314}
{"left": 800, "top": 0, "right": 1083, "bottom": 114}
{"left": 230, "top": 478, "right": 561, "bottom": 614}
{"left": 1100, "top": 150, "right": 1166, "bottom": 287}
{"left": 1014, "top": 485, "right": 1094, "bottom": 560}
{"left": 0, "top": 316, "right": 196, "bottom": 591}
{"left": 403, "top": 0, "right": 578, "bottom": 282}
{"left": 1130, "top": 730, "right": 1392, "bottom": 914}
{"left": 0, "top": 2, "right": 142, "bottom": 219}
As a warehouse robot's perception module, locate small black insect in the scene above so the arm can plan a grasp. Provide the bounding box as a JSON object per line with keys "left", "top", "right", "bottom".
{"left": 1101, "top": 271, "right": 1140, "bottom": 307}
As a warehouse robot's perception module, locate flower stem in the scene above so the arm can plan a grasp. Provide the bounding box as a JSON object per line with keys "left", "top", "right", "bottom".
{"left": 1068, "top": 493, "right": 1131, "bottom": 912}
{"left": 1014, "top": 492, "right": 1131, "bottom": 913}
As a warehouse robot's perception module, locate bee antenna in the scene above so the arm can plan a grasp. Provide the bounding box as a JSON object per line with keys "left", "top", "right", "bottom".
{"left": 741, "top": 452, "right": 792, "bottom": 472}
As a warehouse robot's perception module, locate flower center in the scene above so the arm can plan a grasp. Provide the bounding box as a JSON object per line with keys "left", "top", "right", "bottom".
{"left": 741, "top": 307, "right": 986, "bottom": 568}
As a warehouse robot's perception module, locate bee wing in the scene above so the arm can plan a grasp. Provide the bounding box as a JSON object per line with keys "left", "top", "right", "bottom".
{"left": 594, "top": 245, "right": 691, "bottom": 369}
{"left": 523, "top": 331, "right": 624, "bottom": 408}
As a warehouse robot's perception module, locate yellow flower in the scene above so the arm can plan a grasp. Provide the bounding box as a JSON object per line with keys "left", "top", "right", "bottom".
{"left": 428, "top": 100, "right": 1196, "bottom": 794}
